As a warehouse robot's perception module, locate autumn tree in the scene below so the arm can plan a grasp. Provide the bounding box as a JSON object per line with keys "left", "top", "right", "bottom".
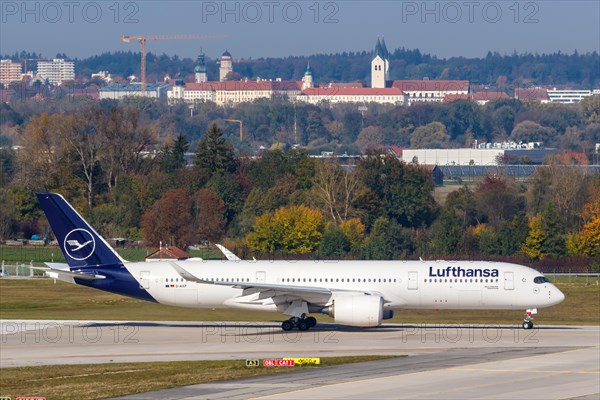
{"left": 356, "top": 126, "right": 384, "bottom": 153}
{"left": 410, "top": 122, "right": 450, "bottom": 149}
{"left": 312, "top": 160, "right": 360, "bottom": 223}
{"left": 522, "top": 215, "right": 545, "bottom": 260}
{"left": 141, "top": 188, "right": 195, "bottom": 248}
{"left": 247, "top": 205, "right": 324, "bottom": 254}
{"left": 193, "top": 189, "right": 226, "bottom": 243}
{"left": 101, "top": 107, "right": 155, "bottom": 191}
{"left": 475, "top": 175, "right": 525, "bottom": 227}
{"left": 15, "top": 113, "right": 69, "bottom": 191}
{"left": 61, "top": 109, "right": 105, "bottom": 209}
{"left": 579, "top": 95, "right": 600, "bottom": 123}
{"left": 339, "top": 218, "right": 366, "bottom": 252}
{"left": 510, "top": 121, "right": 554, "bottom": 143}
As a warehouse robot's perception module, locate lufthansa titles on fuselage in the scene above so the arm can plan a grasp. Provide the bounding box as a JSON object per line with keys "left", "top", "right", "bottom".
{"left": 428, "top": 266, "right": 499, "bottom": 278}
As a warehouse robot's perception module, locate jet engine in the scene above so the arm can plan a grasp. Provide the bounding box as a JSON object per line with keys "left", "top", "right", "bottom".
{"left": 322, "top": 294, "right": 385, "bottom": 327}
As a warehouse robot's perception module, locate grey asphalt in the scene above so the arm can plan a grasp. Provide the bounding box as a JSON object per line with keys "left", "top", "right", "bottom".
{"left": 1, "top": 321, "right": 598, "bottom": 399}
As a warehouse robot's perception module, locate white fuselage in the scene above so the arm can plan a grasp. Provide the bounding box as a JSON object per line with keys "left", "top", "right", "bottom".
{"left": 119, "top": 260, "right": 564, "bottom": 313}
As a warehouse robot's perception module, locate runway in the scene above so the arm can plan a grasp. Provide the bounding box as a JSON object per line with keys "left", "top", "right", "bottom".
{"left": 1, "top": 321, "right": 599, "bottom": 399}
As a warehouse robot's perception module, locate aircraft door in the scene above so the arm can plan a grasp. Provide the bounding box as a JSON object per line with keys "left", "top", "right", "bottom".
{"left": 256, "top": 271, "right": 266, "bottom": 283}
{"left": 408, "top": 271, "right": 418, "bottom": 290}
{"left": 504, "top": 271, "right": 514, "bottom": 290}
{"left": 140, "top": 270, "right": 150, "bottom": 289}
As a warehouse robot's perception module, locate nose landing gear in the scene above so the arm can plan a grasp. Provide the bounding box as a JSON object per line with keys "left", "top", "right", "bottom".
{"left": 522, "top": 308, "right": 537, "bottom": 329}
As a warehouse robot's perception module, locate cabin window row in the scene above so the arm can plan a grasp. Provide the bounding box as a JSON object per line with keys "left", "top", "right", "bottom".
{"left": 282, "top": 278, "right": 397, "bottom": 283}
{"left": 425, "top": 278, "right": 499, "bottom": 283}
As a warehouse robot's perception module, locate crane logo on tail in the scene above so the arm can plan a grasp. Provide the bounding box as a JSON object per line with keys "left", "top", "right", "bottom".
{"left": 64, "top": 229, "right": 96, "bottom": 261}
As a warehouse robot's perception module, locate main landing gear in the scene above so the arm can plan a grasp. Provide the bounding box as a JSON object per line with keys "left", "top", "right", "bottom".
{"left": 281, "top": 316, "right": 317, "bottom": 331}
{"left": 522, "top": 308, "right": 537, "bottom": 330}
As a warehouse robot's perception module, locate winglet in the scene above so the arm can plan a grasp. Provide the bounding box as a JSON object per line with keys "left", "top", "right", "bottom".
{"left": 215, "top": 244, "right": 242, "bottom": 261}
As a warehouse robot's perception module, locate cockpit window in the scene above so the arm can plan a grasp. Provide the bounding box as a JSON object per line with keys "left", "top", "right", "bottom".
{"left": 534, "top": 276, "right": 550, "bottom": 284}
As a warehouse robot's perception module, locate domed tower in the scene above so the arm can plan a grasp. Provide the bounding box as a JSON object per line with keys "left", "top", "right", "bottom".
{"left": 301, "top": 62, "right": 314, "bottom": 90}
{"left": 194, "top": 51, "right": 207, "bottom": 83}
{"left": 219, "top": 50, "right": 233, "bottom": 81}
{"left": 371, "top": 37, "right": 390, "bottom": 88}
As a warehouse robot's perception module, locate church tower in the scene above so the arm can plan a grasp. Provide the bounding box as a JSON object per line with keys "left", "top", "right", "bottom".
{"left": 301, "top": 63, "right": 314, "bottom": 90}
{"left": 194, "top": 51, "right": 207, "bottom": 83}
{"left": 371, "top": 37, "right": 389, "bottom": 88}
{"left": 219, "top": 50, "right": 233, "bottom": 81}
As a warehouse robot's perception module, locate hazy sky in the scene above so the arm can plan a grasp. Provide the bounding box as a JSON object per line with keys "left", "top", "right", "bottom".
{"left": 1, "top": 1, "right": 599, "bottom": 60}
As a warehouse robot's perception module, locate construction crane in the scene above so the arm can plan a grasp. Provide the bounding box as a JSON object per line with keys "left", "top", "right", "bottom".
{"left": 119, "top": 34, "right": 225, "bottom": 95}
{"left": 224, "top": 119, "right": 244, "bottom": 142}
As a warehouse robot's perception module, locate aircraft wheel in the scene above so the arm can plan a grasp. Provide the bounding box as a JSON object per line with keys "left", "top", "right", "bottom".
{"left": 306, "top": 316, "right": 317, "bottom": 328}
{"left": 282, "top": 320, "right": 294, "bottom": 331}
{"left": 297, "top": 319, "right": 309, "bottom": 331}
{"left": 522, "top": 321, "right": 533, "bottom": 330}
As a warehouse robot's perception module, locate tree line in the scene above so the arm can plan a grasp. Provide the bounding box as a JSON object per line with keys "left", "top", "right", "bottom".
{"left": 3, "top": 48, "right": 598, "bottom": 87}
{"left": 0, "top": 107, "right": 598, "bottom": 268}
{"left": 2, "top": 95, "right": 599, "bottom": 162}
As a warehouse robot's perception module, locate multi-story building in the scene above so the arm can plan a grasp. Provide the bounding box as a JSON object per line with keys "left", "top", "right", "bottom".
{"left": 36, "top": 59, "right": 75, "bottom": 85}
{"left": 297, "top": 87, "right": 406, "bottom": 105}
{"left": 392, "top": 79, "right": 470, "bottom": 104}
{"left": 99, "top": 83, "right": 172, "bottom": 100}
{"left": 0, "top": 59, "right": 22, "bottom": 85}
{"left": 168, "top": 79, "right": 302, "bottom": 105}
{"left": 514, "top": 87, "right": 550, "bottom": 103}
{"left": 444, "top": 91, "right": 511, "bottom": 105}
{"left": 546, "top": 89, "right": 593, "bottom": 104}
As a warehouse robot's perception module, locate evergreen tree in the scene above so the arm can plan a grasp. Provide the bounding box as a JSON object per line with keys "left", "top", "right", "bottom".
{"left": 194, "top": 124, "right": 236, "bottom": 177}
{"left": 160, "top": 134, "right": 189, "bottom": 173}
{"left": 540, "top": 202, "right": 566, "bottom": 257}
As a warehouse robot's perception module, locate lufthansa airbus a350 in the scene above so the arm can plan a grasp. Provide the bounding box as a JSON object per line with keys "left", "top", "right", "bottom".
{"left": 36, "top": 193, "right": 564, "bottom": 331}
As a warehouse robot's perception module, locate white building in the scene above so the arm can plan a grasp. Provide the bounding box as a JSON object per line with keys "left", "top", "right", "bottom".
{"left": 219, "top": 50, "right": 233, "bottom": 81}
{"left": 393, "top": 79, "right": 469, "bottom": 105}
{"left": 36, "top": 59, "right": 75, "bottom": 85}
{"left": 547, "top": 89, "right": 593, "bottom": 104}
{"left": 99, "top": 83, "right": 172, "bottom": 100}
{"left": 91, "top": 71, "right": 112, "bottom": 83}
{"left": 400, "top": 144, "right": 558, "bottom": 166}
{"left": 167, "top": 80, "right": 302, "bottom": 106}
{"left": 297, "top": 87, "right": 406, "bottom": 105}
{"left": 0, "top": 59, "right": 22, "bottom": 85}
{"left": 371, "top": 37, "right": 389, "bottom": 89}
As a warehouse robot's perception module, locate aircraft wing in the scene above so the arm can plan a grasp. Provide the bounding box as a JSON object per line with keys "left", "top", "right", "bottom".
{"left": 170, "top": 262, "right": 385, "bottom": 306}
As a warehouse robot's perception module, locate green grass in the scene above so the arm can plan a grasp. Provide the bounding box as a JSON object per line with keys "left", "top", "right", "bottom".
{"left": 1, "top": 278, "right": 598, "bottom": 325}
{"left": 0, "top": 356, "right": 397, "bottom": 400}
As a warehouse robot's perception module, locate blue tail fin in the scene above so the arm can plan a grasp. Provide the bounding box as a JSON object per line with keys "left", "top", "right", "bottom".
{"left": 36, "top": 193, "right": 126, "bottom": 268}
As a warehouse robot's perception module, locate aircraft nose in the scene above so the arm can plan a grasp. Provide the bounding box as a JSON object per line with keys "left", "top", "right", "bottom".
{"left": 556, "top": 288, "right": 565, "bottom": 303}
{"left": 553, "top": 286, "right": 565, "bottom": 305}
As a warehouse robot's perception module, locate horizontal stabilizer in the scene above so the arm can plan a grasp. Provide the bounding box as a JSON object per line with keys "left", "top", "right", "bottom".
{"left": 35, "top": 265, "right": 106, "bottom": 280}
